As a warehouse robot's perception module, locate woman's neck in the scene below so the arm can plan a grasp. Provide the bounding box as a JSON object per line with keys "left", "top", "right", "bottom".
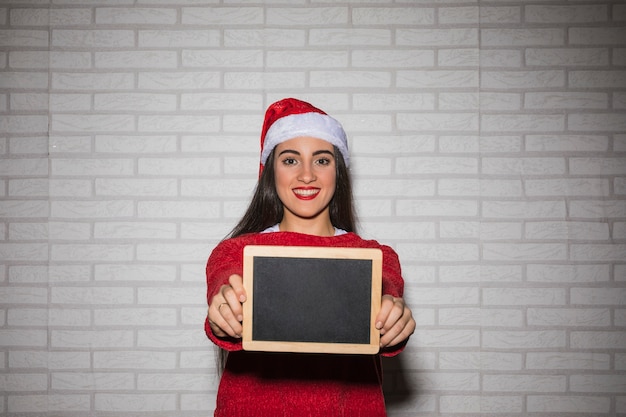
{"left": 278, "top": 217, "right": 335, "bottom": 237}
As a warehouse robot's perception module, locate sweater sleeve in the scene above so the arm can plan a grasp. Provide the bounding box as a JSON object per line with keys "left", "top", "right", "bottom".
{"left": 204, "top": 237, "right": 245, "bottom": 352}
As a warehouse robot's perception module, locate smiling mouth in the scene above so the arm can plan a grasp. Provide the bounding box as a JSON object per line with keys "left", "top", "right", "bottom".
{"left": 293, "top": 188, "right": 320, "bottom": 199}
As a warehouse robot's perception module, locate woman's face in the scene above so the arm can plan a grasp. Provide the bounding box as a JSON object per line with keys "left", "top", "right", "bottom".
{"left": 273, "top": 136, "right": 337, "bottom": 228}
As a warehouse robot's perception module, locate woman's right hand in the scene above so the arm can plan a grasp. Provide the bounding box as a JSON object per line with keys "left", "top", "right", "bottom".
{"left": 207, "top": 274, "right": 246, "bottom": 338}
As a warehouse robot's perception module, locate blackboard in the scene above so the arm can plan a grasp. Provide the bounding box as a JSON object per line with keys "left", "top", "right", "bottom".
{"left": 242, "top": 245, "right": 382, "bottom": 354}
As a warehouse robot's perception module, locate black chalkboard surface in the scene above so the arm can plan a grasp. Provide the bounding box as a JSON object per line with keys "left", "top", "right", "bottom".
{"left": 242, "top": 245, "right": 382, "bottom": 354}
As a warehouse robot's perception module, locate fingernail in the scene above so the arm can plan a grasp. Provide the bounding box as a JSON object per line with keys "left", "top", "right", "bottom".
{"left": 376, "top": 321, "right": 382, "bottom": 329}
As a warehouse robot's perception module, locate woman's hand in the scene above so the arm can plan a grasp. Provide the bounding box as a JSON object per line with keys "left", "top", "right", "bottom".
{"left": 207, "top": 274, "right": 247, "bottom": 338}
{"left": 375, "top": 295, "right": 415, "bottom": 349}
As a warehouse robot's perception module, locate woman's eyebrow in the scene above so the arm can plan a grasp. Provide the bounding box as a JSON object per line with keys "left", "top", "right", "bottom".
{"left": 278, "top": 149, "right": 334, "bottom": 156}
{"left": 278, "top": 149, "right": 299, "bottom": 156}
{"left": 313, "top": 150, "right": 334, "bottom": 156}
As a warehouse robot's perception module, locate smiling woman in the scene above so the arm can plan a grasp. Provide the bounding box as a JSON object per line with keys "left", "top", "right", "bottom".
{"left": 274, "top": 137, "right": 337, "bottom": 236}
{"left": 204, "top": 98, "right": 415, "bottom": 417}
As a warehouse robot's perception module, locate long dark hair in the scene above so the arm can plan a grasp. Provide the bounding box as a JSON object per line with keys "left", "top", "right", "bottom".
{"left": 227, "top": 145, "right": 357, "bottom": 238}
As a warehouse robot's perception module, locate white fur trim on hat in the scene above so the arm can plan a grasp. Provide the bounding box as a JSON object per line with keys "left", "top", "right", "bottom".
{"left": 260, "top": 112, "right": 349, "bottom": 167}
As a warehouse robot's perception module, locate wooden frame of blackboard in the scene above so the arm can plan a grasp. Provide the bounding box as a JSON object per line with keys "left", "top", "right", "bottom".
{"left": 242, "top": 245, "right": 383, "bottom": 355}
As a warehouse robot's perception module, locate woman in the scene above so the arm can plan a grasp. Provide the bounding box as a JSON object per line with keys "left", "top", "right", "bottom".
{"left": 205, "top": 98, "right": 415, "bottom": 416}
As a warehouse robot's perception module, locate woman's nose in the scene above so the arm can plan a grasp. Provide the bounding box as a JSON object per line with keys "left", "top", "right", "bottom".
{"left": 298, "top": 163, "right": 316, "bottom": 183}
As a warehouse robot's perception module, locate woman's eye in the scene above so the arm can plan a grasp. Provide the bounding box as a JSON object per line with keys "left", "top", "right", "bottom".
{"left": 282, "top": 157, "right": 297, "bottom": 165}
{"left": 316, "top": 157, "right": 331, "bottom": 166}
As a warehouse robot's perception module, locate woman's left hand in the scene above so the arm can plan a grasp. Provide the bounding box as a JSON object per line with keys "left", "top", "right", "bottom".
{"left": 375, "top": 295, "right": 416, "bottom": 349}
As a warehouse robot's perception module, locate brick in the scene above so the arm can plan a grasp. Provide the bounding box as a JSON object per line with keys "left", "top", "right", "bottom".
{"left": 1, "top": 115, "right": 49, "bottom": 133}
{"left": 94, "top": 222, "right": 176, "bottom": 239}
{"left": 397, "top": 200, "right": 478, "bottom": 217}
{"left": 139, "top": 30, "right": 220, "bottom": 48}
{"left": 138, "top": 71, "right": 220, "bottom": 90}
{"left": 9, "top": 51, "right": 48, "bottom": 68}
{"left": 396, "top": 243, "right": 478, "bottom": 262}
{"left": 138, "top": 115, "right": 220, "bottom": 133}
{"left": 0, "top": 29, "right": 48, "bottom": 47}
{"left": 0, "top": 243, "right": 48, "bottom": 261}
{"left": 525, "top": 221, "right": 609, "bottom": 240}
{"left": 570, "top": 157, "right": 626, "bottom": 175}
{"left": 397, "top": 156, "right": 477, "bottom": 174}
{"left": 95, "top": 135, "right": 176, "bottom": 153}
{"left": 570, "top": 244, "right": 626, "bottom": 261}
{"left": 438, "top": 48, "right": 479, "bottom": 66}
{"left": 94, "top": 351, "right": 176, "bottom": 370}
{"left": 310, "top": 28, "right": 391, "bottom": 46}
{"left": 182, "top": 49, "right": 263, "bottom": 68}
{"left": 525, "top": 178, "right": 610, "bottom": 197}
{"left": 482, "top": 28, "right": 564, "bottom": 46}
{"left": 480, "top": 6, "right": 521, "bottom": 24}
{"left": 480, "top": 49, "right": 522, "bottom": 67}
{"left": 570, "top": 374, "right": 626, "bottom": 392}
{"left": 484, "top": 287, "right": 565, "bottom": 306}
{"left": 525, "top": 91, "right": 607, "bottom": 109}
{"left": 136, "top": 243, "right": 208, "bottom": 262}
{"left": 398, "top": 112, "right": 478, "bottom": 132}
{"left": 137, "top": 329, "right": 208, "bottom": 348}
{"left": 398, "top": 70, "right": 477, "bottom": 88}
{"left": 225, "top": 29, "right": 306, "bottom": 47}
{"left": 353, "top": 7, "right": 435, "bottom": 25}
{"left": 224, "top": 72, "right": 306, "bottom": 89}
{"left": 52, "top": 372, "right": 134, "bottom": 390}
{"left": 528, "top": 308, "right": 610, "bottom": 326}
{"left": 51, "top": 330, "right": 134, "bottom": 349}
{"left": 5, "top": 373, "right": 48, "bottom": 391}
{"left": 526, "top": 352, "right": 610, "bottom": 370}
{"left": 95, "top": 264, "right": 177, "bottom": 282}
{"left": 0, "top": 330, "right": 47, "bottom": 347}
{"left": 528, "top": 395, "right": 610, "bottom": 413}
{"left": 311, "top": 70, "right": 391, "bottom": 88}
{"left": 525, "top": 5, "right": 608, "bottom": 23}
{"left": 51, "top": 243, "right": 134, "bottom": 262}
{"left": 484, "top": 157, "right": 565, "bottom": 175}
{"left": 440, "top": 92, "right": 479, "bottom": 110}
{"left": 413, "top": 330, "right": 480, "bottom": 349}
{"left": 526, "top": 48, "right": 609, "bottom": 67}
{"left": 8, "top": 394, "right": 90, "bottom": 412}
{"left": 181, "top": 7, "right": 263, "bottom": 25}
{"left": 397, "top": 28, "right": 477, "bottom": 46}
{"left": 94, "top": 308, "right": 177, "bottom": 326}
{"left": 95, "top": 8, "right": 177, "bottom": 25}
{"left": 526, "top": 135, "right": 609, "bottom": 151}
{"left": 52, "top": 30, "right": 134, "bottom": 48}
{"left": 352, "top": 49, "right": 434, "bottom": 68}
{"left": 569, "top": 27, "right": 626, "bottom": 45}
{"left": 95, "top": 393, "right": 176, "bottom": 412}
{"left": 181, "top": 93, "right": 262, "bottom": 111}
{"left": 569, "top": 200, "right": 626, "bottom": 218}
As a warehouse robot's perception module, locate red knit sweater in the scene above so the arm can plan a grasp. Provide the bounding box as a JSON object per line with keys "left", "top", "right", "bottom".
{"left": 205, "top": 231, "right": 406, "bottom": 417}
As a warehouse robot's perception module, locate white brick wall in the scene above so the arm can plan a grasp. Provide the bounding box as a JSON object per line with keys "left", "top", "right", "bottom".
{"left": 1, "top": 1, "right": 624, "bottom": 416}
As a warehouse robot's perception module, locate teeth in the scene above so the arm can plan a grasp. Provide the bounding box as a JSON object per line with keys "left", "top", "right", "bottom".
{"left": 294, "top": 189, "right": 319, "bottom": 196}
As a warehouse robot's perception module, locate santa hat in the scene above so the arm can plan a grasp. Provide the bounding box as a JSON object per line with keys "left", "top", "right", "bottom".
{"left": 259, "top": 98, "right": 349, "bottom": 174}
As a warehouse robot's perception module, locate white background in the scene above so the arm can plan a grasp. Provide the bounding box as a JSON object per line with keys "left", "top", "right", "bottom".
{"left": 1, "top": 1, "right": 625, "bottom": 416}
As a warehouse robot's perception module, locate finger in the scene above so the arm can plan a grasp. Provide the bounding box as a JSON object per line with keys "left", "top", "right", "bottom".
{"left": 380, "top": 307, "right": 416, "bottom": 348}
{"left": 228, "top": 274, "right": 247, "bottom": 303}
{"left": 209, "top": 297, "right": 237, "bottom": 337}
{"left": 216, "top": 301, "right": 243, "bottom": 337}
{"left": 379, "top": 296, "right": 404, "bottom": 334}
{"left": 220, "top": 283, "right": 244, "bottom": 322}
{"left": 375, "top": 295, "right": 395, "bottom": 330}
{"left": 208, "top": 299, "right": 241, "bottom": 338}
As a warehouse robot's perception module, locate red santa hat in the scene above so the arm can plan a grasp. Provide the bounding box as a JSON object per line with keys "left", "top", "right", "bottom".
{"left": 259, "top": 98, "right": 349, "bottom": 174}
